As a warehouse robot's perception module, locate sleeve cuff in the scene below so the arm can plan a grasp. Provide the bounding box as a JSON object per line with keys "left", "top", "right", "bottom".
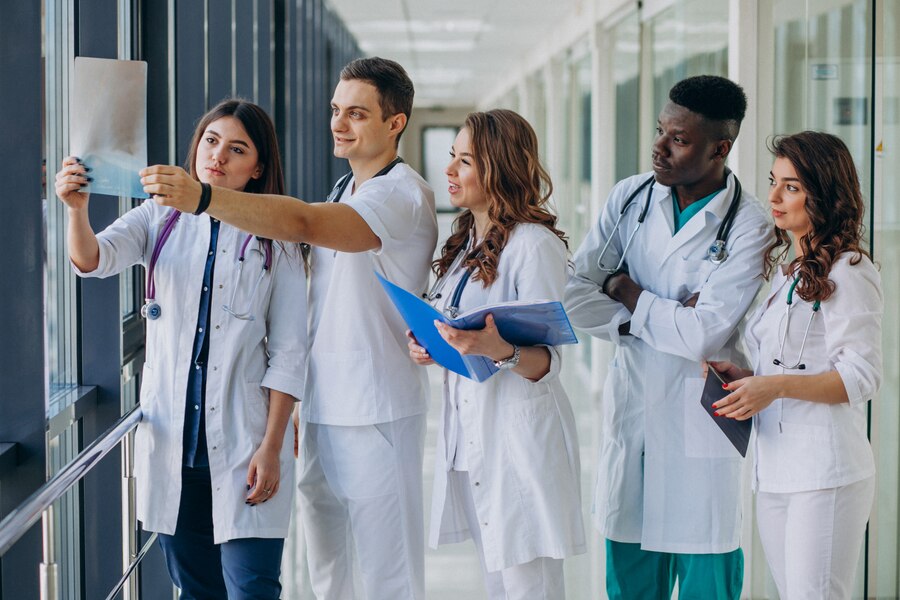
{"left": 628, "top": 290, "right": 656, "bottom": 338}
{"left": 605, "top": 306, "right": 634, "bottom": 345}
{"left": 261, "top": 371, "right": 305, "bottom": 402}
{"left": 71, "top": 242, "right": 110, "bottom": 278}
{"left": 835, "top": 363, "right": 866, "bottom": 406}
{"left": 348, "top": 202, "right": 389, "bottom": 256}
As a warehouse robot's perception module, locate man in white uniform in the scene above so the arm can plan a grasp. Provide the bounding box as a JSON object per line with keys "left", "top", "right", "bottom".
{"left": 141, "top": 57, "right": 438, "bottom": 599}
{"left": 564, "top": 76, "right": 772, "bottom": 599}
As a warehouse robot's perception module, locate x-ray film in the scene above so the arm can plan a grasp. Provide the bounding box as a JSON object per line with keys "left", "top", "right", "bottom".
{"left": 70, "top": 57, "right": 149, "bottom": 199}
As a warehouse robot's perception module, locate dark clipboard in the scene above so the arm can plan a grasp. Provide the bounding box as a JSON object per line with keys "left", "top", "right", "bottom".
{"left": 700, "top": 367, "right": 752, "bottom": 457}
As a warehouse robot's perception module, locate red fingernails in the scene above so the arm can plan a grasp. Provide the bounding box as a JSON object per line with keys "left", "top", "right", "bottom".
{"left": 722, "top": 384, "right": 728, "bottom": 390}
{"left": 714, "top": 411, "right": 721, "bottom": 417}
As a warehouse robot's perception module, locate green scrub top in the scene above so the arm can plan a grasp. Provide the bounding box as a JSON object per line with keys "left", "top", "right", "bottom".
{"left": 671, "top": 188, "right": 723, "bottom": 233}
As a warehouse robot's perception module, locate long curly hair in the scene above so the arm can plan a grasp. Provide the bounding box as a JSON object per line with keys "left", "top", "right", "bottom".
{"left": 765, "top": 131, "right": 869, "bottom": 302}
{"left": 433, "top": 109, "right": 567, "bottom": 286}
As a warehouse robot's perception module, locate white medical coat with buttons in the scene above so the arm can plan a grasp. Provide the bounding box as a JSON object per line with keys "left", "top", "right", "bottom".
{"left": 564, "top": 172, "right": 773, "bottom": 553}
{"left": 429, "top": 224, "right": 586, "bottom": 572}
{"left": 745, "top": 254, "right": 882, "bottom": 494}
{"left": 76, "top": 200, "right": 307, "bottom": 543}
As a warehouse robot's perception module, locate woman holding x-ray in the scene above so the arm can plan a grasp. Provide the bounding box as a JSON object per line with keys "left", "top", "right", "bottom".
{"left": 711, "top": 132, "right": 882, "bottom": 600}
{"left": 54, "top": 99, "right": 306, "bottom": 599}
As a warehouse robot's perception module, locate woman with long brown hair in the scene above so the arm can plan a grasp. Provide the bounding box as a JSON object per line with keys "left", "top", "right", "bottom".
{"left": 710, "top": 131, "right": 882, "bottom": 599}
{"left": 408, "top": 109, "right": 585, "bottom": 598}
{"left": 55, "top": 99, "right": 306, "bottom": 599}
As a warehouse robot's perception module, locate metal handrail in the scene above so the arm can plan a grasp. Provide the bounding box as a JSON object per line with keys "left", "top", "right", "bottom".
{"left": 0, "top": 405, "right": 142, "bottom": 555}
{"left": 104, "top": 532, "right": 157, "bottom": 600}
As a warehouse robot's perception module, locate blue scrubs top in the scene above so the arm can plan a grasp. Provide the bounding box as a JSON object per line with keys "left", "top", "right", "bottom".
{"left": 183, "top": 218, "right": 220, "bottom": 468}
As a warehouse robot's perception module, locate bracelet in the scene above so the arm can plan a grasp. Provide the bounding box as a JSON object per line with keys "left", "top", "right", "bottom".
{"left": 194, "top": 182, "right": 212, "bottom": 215}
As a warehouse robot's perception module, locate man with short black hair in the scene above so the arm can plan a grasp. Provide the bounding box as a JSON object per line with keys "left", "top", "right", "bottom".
{"left": 565, "top": 75, "right": 773, "bottom": 599}
{"left": 142, "top": 56, "right": 437, "bottom": 599}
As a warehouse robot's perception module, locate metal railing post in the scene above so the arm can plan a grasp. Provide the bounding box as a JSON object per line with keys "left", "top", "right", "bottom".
{"left": 122, "top": 429, "right": 139, "bottom": 600}
{"left": 39, "top": 505, "right": 58, "bottom": 600}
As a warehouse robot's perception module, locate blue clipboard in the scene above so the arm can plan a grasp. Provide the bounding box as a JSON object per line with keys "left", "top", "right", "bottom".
{"left": 376, "top": 272, "right": 577, "bottom": 382}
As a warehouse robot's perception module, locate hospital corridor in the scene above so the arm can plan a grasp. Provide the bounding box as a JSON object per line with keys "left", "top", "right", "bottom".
{"left": 1, "top": 0, "right": 899, "bottom": 598}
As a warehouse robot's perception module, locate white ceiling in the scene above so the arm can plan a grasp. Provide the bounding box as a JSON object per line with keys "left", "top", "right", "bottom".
{"left": 325, "top": 0, "right": 580, "bottom": 108}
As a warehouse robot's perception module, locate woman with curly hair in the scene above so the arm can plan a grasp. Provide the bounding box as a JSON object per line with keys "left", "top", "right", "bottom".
{"left": 711, "top": 131, "right": 883, "bottom": 599}
{"left": 407, "top": 109, "right": 585, "bottom": 598}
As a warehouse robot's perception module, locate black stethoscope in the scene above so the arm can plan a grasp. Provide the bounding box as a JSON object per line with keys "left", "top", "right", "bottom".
{"left": 326, "top": 156, "right": 404, "bottom": 203}
{"left": 596, "top": 172, "right": 743, "bottom": 273}
{"left": 141, "top": 210, "right": 273, "bottom": 321}
{"left": 772, "top": 277, "right": 821, "bottom": 370}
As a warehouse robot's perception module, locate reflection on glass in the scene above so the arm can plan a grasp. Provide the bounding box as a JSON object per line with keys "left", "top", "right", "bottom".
{"left": 45, "top": 0, "right": 79, "bottom": 415}
{"left": 614, "top": 12, "right": 640, "bottom": 182}
{"left": 650, "top": 0, "right": 729, "bottom": 116}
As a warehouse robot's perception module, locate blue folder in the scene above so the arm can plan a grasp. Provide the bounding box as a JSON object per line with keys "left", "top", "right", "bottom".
{"left": 376, "top": 272, "right": 578, "bottom": 382}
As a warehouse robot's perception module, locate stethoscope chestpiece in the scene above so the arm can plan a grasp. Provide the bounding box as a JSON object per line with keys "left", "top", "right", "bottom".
{"left": 707, "top": 240, "right": 728, "bottom": 264}
{"left": 141, "top": 301, "right": 161, "bottom": 320}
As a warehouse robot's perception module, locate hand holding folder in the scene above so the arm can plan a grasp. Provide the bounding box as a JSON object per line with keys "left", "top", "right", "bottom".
{"left": 376, "top": 272, "right": 577, "bottom": 382}
{"left": 699, "top": 366, "right": 752, "bottom": 457}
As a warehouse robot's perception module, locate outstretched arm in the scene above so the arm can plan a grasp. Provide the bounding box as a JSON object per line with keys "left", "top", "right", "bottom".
{"left": 140, "top": 165, "right": 380, "bottom": 251}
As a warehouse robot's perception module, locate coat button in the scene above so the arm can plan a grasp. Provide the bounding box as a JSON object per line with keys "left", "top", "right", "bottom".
{"left": 474, "top": 481, "right": 480, "bottom": 486}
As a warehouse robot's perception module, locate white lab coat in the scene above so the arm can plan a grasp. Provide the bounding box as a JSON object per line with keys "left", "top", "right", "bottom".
{"left": 429, "top": 223, "right": 586, "bottom": 572}
{"left": 76, "top": 200, "right": 307, "bottom": 543}
{"left": 564, "top": 172, "right": 773, "bottom": 553}
{"left": 745, "top": 254, "right": 883, "bottom": 493}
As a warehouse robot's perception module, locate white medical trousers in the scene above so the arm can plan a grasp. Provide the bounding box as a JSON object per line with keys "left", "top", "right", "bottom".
{"left": 449, "top": 470, "right": 565, "bottom": 600}
{"left": 756, "top": 476, "right": 875, "bottom": 600}
{"left": 297, "top": 414, "right": 426, "bottom": 600}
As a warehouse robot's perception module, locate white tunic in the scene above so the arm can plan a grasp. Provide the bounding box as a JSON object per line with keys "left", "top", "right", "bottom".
{"left": 302, "top": 163, "right": 438, "bottom": 426}
{"left": 429, "top": 223, "right": 586, "bottom": 572}
{"left": 564, "top": 172, "right": 773, "bottom": 553}
{"left": 76, "top": 200, "right": 308, "bottom": 543}
{"left": 745, "top": 254, "right": 883, "bottom": 493}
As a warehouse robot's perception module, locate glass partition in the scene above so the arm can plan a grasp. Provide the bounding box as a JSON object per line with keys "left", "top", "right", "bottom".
{"left": 613, "top": 12, "right": 641, "bottom": 183}
{"left": 871, "top": 0, "right": 900, "bottom": 596}
{"left": 649, "top": 0, "right": 729, "bottom": 118}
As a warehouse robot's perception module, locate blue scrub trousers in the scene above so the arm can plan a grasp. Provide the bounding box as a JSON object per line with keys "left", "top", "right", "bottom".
{"left": 157, "top": 466, "right": 285, "bottom": 600}
{"left": 606, "top": 539, "right": 743, "bottom": 600}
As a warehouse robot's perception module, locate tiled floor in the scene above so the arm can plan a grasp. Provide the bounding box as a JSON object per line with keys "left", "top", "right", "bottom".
{"left": 281, "top": 345, "right": 605, "bottom": 599}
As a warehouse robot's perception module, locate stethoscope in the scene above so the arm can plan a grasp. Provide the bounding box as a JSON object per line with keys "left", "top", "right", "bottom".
{"left": 596, "top": 172, "right": 743, "bottom": 273}
{"left": 423, "top": 233, "right": 478, "bottom": 318}
{"left": 326, "top": 156, "right": 404, "bottom": 203}
{"left": 141, "top": 209, "right": 273, "bottom": 321}
{"left": 772, "top": 277, "right": 821, "bottom": 370}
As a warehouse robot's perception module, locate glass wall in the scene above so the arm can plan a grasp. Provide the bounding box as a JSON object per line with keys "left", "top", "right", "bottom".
{"left": 871, "top": 0, "right": 900, "bottom": 596}
{"left": 649, "top": 0, "right": 729, "bottom": 125}
{"left": 613, "top": 11, "right": 641, "bottom": 183}
{"left": 767, "top": 1, "right": 900, "bottom": 597}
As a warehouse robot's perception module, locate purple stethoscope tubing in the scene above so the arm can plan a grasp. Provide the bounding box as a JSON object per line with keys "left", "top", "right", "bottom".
{"left": 142, "top": 209, "right": 273, "bottom": 320}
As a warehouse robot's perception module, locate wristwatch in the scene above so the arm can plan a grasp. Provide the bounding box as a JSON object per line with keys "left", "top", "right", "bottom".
{"left": 493, "top": 345, "right": 521, "bottom": 370}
